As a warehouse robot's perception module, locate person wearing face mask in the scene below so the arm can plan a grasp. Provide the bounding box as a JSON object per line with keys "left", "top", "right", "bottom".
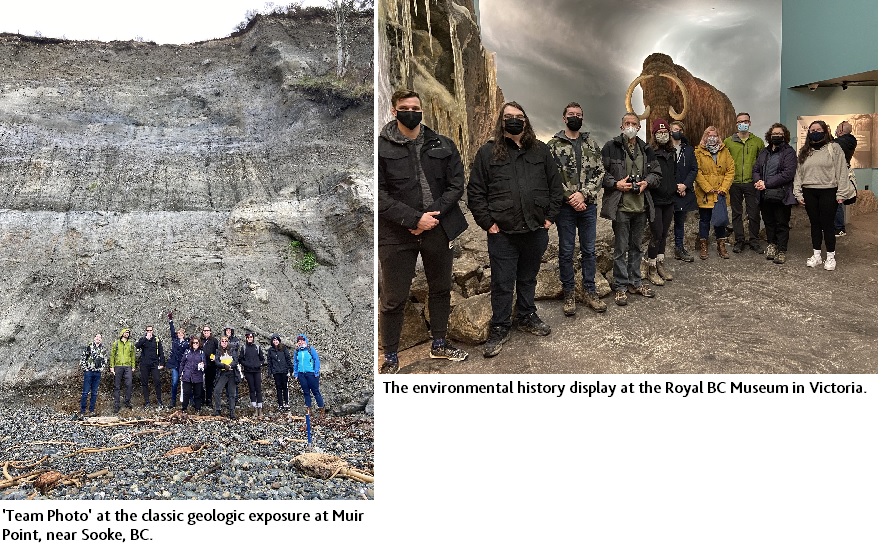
{"left": 752, "top": 123, "right": 797, "bottom": 264}
{"left": 669, "top": 121, "right": 698, "bottom": 262}
{"left": 600, "top": 112, "right": 662, "bottom": 306}
{"left": 378, "top": 89, "right": 469, "bottom": 374}
{"left": 468, "top": 101, "right": 562, "bottom": 357}
{"left": 833, "top": 121, "right": 857, "bottom": 237}
{"left": 645, "top": 118, "right": 677, "bottom": 285}
{"left": 547, "top": 102, "right": 607, "bottom": 316}
{"left": 694, "top": 126, "right": 735, "bottom": 260}
{"left": 723, "top": 113, "right": 766, "bottom": 254}
{"left": 793, "top": 120, "right": 851, "bottom": 271}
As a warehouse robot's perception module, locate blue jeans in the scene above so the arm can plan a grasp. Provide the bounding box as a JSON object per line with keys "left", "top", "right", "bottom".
{"left": 698, "top": 208, "right": 726, "bottom": 240}
{"left": 297, "top": 372, "right": 324, "bottom": 408}
{"left": 612, "top": 210, "right": 646, "bottom": 291}
{"left": 673, "top": 210, "right": 688, "bottom": 249}
{"left": 80, "top": 371, "right": 101, "bottom": 413}
{"left": 834, "top": 203, "right": 845, "bottom": 232}
{"left": 169, "top": 367, "right": 180, "bottom": 407}
{"left": 556, "top": 201, "right": 597, "bottom": 293}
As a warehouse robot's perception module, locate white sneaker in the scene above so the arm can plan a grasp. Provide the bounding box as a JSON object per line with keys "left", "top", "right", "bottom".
{"left": 806, "top": 256, "right": 822, "bottom": 268}
{"left": 824, "top": 257, "right": 836, "bottom": 270}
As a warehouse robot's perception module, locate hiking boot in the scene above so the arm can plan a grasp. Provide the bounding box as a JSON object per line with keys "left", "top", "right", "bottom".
{"left": 562, "top": 290, "right": 576, "bottom": 316}
{"left": 765, "top": 244, "right": 776, "bottom": 260}
{"left": 584, "top": 293, "right": 607, "bottom": 313}
{"left": 717, "top": 238, "right": 729, "bottom": 259}
{"left": 773, "top": 251, "right": 786, "bottom": 264}
{"left": 379, "top": 360, "right": 400, "bottom": 374}
{"left": 647, "top": 263, "right": 665, "bottom": 286}
{"left": 749, "top": 241, "right": 765, "bottom": 254}
{"left": 824, "top": 256, "right": 836, "bottom": 271}
{"left": 657, "top": 259, "right": 673, "bottom": 281}
{"left": 614, "top": 290, "right": 628, "bottom": 306}
{"left": 806, "top": 255, "right": 822, "bottom": 268}
{"left": 517, "top": 313, "right": 551, "bottom": 336}
{"left": 732, "top": 240, "right": 744, "bottom": 253}
{"left": 429, "top": 342, "right": 469, "bottom": 361}
{"left": 483, "top": 325, "right": 511, "bottom": 358}
{"left": 699, "top": 239, "right": 709, "bottom": 260}
{"left": 628, "top": 284, "right": 656, "bottom": 298}
{"left": 675, "top": 246, "right": 694, "bottom": 262}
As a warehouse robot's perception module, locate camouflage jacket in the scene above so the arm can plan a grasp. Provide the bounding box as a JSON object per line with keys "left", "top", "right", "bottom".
{"left": 547, "top": 130, "right": 604, "bottom": 202}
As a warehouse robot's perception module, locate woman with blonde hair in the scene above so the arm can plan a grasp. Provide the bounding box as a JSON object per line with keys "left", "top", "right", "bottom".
{"left": 694, "top": 126, "right": 735, "bottom": 259}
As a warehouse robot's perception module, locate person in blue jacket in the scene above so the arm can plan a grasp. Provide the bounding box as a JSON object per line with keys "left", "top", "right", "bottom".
{"left": 293, "top": 334, "right": 325, "bottom": 422}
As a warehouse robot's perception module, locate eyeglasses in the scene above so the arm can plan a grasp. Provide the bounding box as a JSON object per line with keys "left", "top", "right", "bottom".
{"left": 503, "top": 114, "right": 526, "bottom": 121}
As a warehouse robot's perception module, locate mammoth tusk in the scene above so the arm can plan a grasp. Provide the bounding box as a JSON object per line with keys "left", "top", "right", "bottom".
{"left": 624, "top": 74, "right": 652, "bottom": 119}
{"left": 659, "top": 72, "right": 689, "bottom": 121}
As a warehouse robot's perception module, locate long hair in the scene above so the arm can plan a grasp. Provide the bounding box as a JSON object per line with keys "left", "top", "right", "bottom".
{"left": 492, "top": 101, "right": 537, "bottom": 161}
{"left": 797, "top": 120, "right": 833, "bottom": 164}
{"left": 764, "top": 123, "right": 791, "bottom": 147}
{"left": 697, "top": 126, "right": 723, "bottom": 149}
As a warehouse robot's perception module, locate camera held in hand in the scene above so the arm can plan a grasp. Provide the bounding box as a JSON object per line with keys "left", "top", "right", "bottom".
{"left": 627, "top": 174, "right": 642, "bottom": 194}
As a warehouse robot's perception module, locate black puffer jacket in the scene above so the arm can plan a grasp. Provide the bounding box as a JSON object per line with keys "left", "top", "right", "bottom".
{"left": 267, "top": 335, "right": 292, "bottom": 376}
{"left": 650, "top": 146, "right": 677, "bottom": 207}
{"left": 467, "top": 138, "right": 562, "bottom": 233}
{"left": 238, "top": 341, "right": 265, "bottom": 373}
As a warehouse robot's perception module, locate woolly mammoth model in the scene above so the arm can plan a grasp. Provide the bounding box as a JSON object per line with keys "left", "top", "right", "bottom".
{"left": 625, "top": 53, "right": 736, "bottom": 146}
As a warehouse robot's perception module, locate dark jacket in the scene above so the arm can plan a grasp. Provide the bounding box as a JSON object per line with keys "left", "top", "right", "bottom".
{"left": 200, "top": 335, "right": 219, "bottom": 372}
{"left": 752, "top": 142, "right": 798, "bottom": 206}
{"left": 135, "top": 335, "right": 165, "bottom": 368}
{"left": 238, "top": 341, "right": 265, "bottom": 373}
{"left": 650, "top": 146, "right": 677, "bottom": 207}
{"left": 214, "top": 344, "right": 240, "bottom": 380}
{"left": 467, "top": 138, "right": 562, "bottom": 233}
{"left": 673, "top": 142, "right": 699, "bottom": 212}
{"left": 267, "top": 336, "right": 292, "bottom": 376}
{"left": 179, "top": 348, "right": 205, "bottom": 384}
{"left": 600, "top": 135, "right": 662, "bottom": 222}
{"left": 167, "top": 321, "right": 189, "bottom": 371}
{"left": 834, "top": 133, "right": 857, "bottom": 165}
{"left": 378, "top": 121, "right": 468, "bottom": 245}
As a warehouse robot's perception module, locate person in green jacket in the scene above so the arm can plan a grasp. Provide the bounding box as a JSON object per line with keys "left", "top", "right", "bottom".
{"left": 110, "top": 327, "right": 136, "bottom": 413}
{"left": 723, "top": 112, "right": 766, "bottom": 254}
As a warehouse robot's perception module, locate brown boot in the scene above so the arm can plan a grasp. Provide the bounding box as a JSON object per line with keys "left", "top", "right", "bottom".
{"left": 640, "top": 257, "right": 649, "bottom": 280}
{"left": 699, "top": 239, "right": 709, "bottom": 260}
{"left": 657, "top": 258, "right": 674, "bottom": 281}
{"left": 717, "top": 238, "right": 730, "bottom": 259}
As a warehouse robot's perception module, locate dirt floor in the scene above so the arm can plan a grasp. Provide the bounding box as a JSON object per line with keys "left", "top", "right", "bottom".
{"left": 395, "top": 207, "right": 878, "bottom": 374}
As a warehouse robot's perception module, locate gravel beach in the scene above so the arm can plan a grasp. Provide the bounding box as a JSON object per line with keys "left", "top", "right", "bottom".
{"left": 0, "top": 389, "right": 374, "bottom": 501}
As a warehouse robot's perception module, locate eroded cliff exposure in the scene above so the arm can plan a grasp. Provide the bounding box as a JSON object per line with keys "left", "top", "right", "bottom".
{"left": 0, "top": 11, "right": 374, "bottom": 405}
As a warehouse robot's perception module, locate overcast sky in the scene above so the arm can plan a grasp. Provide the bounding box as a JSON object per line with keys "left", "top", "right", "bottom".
{"left": 2, "top": 1, "right": 328, "bottom": 44}
{"left": 478, "top": 0, "right": 782, "bottom": 145}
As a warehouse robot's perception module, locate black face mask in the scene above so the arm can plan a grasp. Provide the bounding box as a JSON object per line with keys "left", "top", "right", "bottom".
{"left": 396, "top": 110, "right": 422, "bottom": 130}
{"left": 566, "top": 116, "right": 583, "bottom": 131}
{"left": 809, "top": 131, "right": 826, "bottom": 143}
{"left": 671, "top": 131, "right": 684, "bottom": 142}
{"left": 504, "top": 118, "right": 525, "bottom": 135}
{"left": 769, "top": 135, "right": 785, "bottom": 146}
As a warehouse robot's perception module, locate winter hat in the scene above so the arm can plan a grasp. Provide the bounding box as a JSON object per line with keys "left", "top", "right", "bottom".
{"left": 651, "top": 118, "right": 669, "bottom": 134}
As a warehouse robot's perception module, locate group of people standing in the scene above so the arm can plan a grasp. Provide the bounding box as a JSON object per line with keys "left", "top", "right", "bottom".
{"left": 377, "top": 89, "right": 856, "bottom": 368}
{"left": 78, "top": 313, "right": 325, "bottom": 422}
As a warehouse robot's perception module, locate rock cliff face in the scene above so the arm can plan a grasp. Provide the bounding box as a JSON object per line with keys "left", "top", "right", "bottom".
{"left": 378, "top": 0, "right": 503, "bottom": 164}
{"left": 0, "top": 11, "right": 374, "bottom": 405}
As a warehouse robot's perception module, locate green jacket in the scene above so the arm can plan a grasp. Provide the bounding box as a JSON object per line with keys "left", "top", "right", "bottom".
{"left": 547, "top": 130, "right": 604, "bottom": 202}
{"left": 723, "top": 132, "right": 765, "bottom": 184}
{"left": 110, "top": 328, "right": 136, "bottom": 368}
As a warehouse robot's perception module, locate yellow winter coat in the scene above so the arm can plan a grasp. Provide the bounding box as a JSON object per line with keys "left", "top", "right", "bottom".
{"left": 694, "top": 146, "right": 735, "bottom": 209}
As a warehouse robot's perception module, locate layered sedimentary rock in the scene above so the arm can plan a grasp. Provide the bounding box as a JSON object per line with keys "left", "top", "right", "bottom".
{"left": 0, "top": 11, "right": 374, "bottom": 404}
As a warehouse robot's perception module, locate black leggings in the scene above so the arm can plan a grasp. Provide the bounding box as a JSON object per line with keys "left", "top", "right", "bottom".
{"left": 244, "top": 371, "right": 263, "bottom": 405}
{"left": 273, "top": 372, "right": 290, "bottom": 406}
{"left": 803, "top": 187, "right": 837, "bottom": 252}
{"left": 648, "top": 204, "right": 674, "bottom": 258}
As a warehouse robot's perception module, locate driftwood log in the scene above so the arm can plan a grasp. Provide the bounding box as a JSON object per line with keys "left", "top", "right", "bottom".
{"left": 291, "top": 453, "right": 374, "bottom": 483}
